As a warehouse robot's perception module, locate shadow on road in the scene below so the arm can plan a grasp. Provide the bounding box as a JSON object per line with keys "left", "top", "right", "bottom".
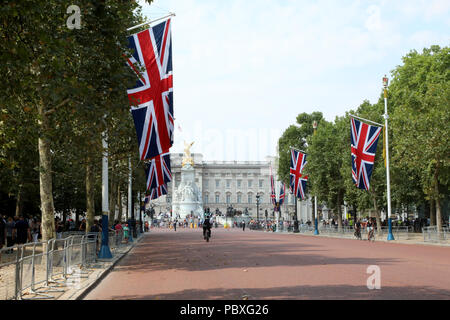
{"left": 105, "top": 284, "right": 450, "bottom": 300}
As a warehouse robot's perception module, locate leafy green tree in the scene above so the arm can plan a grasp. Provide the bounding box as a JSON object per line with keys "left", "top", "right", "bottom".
{"left": 389, "top": 45, "right": 450, "bottom": 232}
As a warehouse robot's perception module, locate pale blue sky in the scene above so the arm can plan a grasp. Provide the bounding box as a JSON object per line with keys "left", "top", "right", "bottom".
{"left": 136, "top": 0, "right": 449, "bottom": 161}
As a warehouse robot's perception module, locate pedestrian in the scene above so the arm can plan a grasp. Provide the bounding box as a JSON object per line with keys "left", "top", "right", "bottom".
{"left": 5, "top": 217, "right": 15, "bottom": 253}
{"left": 30, "top": 217, "right": 40, "bottom": 243}
{"left": 242, "top": 221, "right": 246, "bottom": 231}
{"left": 14, "top": 215, "right": 31, "bottom": 244}
{"left": 79, "top": 218, "right": 86, "bottom": 232}
{"left": 123, "top": 224, "right": 129, "bottom": 244}
{"left": 114, "top": 220, "right": 123, "bottom": 245}
{"left": 0, "top": 215, "right": 6, "bottom": 250}
{"left": 173, "top": 219, "right": 177, "bottom": 231}
{"left": 56, "top": 218, "right": 64, "bottom": 239}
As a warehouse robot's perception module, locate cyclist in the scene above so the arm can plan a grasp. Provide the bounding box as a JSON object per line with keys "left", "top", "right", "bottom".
{"left": 367, "top": 218, "right": 374, "bottom": 241}
{"left": 203, "top": 215, "right": 212, "bottom": 240}
{"left": 354, "top": 219, "right": 362, "bottom": 240}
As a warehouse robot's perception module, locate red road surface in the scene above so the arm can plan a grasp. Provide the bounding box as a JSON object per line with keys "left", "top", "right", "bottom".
{"left": 84, "top": 228, "right": 450, "bottom": 300}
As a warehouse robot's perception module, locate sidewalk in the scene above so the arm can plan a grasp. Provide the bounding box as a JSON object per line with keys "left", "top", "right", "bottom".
{"left": 21, "top": 233, "right": 146, "bottom": 300}
{"left": 285, "top": 230, "right": 450, "bottom": 247}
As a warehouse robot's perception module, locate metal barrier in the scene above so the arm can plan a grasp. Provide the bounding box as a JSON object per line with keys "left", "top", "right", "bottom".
{"left": 423, "top": 226, "right": 449, "bottom": 244}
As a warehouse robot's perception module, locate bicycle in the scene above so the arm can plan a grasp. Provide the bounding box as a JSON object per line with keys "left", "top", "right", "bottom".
{"left": 203, "top": 227, "right": 211, "bottom": 242}
{"left": 354, "top": 228, "right": 362, "bottom": 240}
{"left": 368, "top": 228, "right": 375, "bottom": 242}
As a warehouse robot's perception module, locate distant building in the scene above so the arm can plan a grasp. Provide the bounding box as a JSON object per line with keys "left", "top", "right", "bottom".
{"left": 147, "top": 153, "right": 315, "bottom": 221}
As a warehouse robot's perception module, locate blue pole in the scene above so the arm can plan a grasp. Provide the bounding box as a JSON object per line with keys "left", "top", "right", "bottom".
{"left": 314, "top": 217, "right": 319, "bottom": 235}
{"left": 127, "top": 219, "right": 134, "bottom": 242}
{"left": 387, "top": 217, "right": 395, "bottom": 240}
{"left": 98, "top": 214, "right": 112, "bottom": 259}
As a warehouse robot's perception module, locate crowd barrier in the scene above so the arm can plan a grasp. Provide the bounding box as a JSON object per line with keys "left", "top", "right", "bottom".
{"left": 422, "top": 226, "right": 449, "bottom": 244}
{"left": 0, "top": 226, "right": 143, "bottom": 300}
{"left": 247, "top": 220, "right": 417, "bottom": 241}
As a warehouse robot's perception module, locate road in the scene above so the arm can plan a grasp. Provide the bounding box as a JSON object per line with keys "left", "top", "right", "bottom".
{"left": 84, "top": 227, "right": 450, "bottom": 300}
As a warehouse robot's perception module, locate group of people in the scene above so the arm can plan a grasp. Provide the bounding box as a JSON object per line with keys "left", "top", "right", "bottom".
{"left": 0, "top": 215, "right": 41, "bottom": 253}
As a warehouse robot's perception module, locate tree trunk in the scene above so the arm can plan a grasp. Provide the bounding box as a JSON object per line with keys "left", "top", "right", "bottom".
{"left": 435, "top": 176, "right": 442, "bottom": 233}
{"left": 37, "top": 102, "right": 56, "bottom": 241}
{"left": 372, "top": 192, "right": 382, "bottom": 235}
{"left": 109, "top": 173, "right": 117, "bottom": 226}
{"left": 117, "top": 187, "right": 122, "bottom": 222}
{"left": 85, "top": 158, "right": 95, "bottom": 233}
{"left": 15, "top": 185, "right": 22, "bottom": 216}
{"left": 430, "top": 199, "right": 436, "bottom": 226}
{"left": 336, "top": 193, "right": 343, "bottom": 232}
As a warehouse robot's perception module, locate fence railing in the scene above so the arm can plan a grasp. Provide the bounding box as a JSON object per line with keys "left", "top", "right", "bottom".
{"left": 246, "top": 220, "right": 419, "bottom": 241}
{"left": 422, "top": 226, "right": 449, "bottom": 244}
{"left": 0, "top": 228, "right": 143, "bottom": 300}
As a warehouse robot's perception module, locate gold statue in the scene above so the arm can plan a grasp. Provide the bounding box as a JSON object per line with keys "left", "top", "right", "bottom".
{"left": 182, "top": 141, "right": 195, "bottom": 167}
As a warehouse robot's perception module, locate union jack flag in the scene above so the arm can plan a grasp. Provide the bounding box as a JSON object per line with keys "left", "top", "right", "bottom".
{"left": 351, "top": 118, "right": 382, "bottom": 190}
{"left": 145, "top": 152, "right": 172, "bottom": 191}
{"left": 146, "top": 184, "right": 168, "bottom": 202}
{"left": 126, "top": 18, "right": 174, "bottom": 161}
{"left": 270, "top": 166, "right": 277, "bottom": 207}
{"left": 290, "top": 148, "right": 308, "bottom": 200}
{"left": 278, "top": 183, "right": 286, "bottom": 206}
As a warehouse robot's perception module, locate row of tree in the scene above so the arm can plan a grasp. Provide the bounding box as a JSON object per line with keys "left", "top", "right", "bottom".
{"left": 277, "top": 45, "right": 449, "bottom": 232}
{"left": 0, "top": 1, "right": 154, "bottom": 240}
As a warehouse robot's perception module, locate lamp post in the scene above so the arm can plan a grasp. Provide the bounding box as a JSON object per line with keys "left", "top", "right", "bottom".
{"left": 293, "top": 195, "right": 299, "bottom": 233}
{"left": 256, "top": 194, "right": 260, "bottom": 222}
{"left": 313, "top": 121, "right": 319, "bottom": 235}
{"left": 383, "top": 75, "right": 395, "bottom": 241}
{"left": 98, "top": 132, "right": 112, "bottom": 259}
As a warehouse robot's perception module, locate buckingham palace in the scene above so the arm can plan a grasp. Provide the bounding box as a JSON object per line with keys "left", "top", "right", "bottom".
{"left": 148, "top": 153, "right": 315, "bottom": 222}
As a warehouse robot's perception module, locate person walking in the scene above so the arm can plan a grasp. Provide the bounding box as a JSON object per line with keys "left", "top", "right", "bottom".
{"left": 30, "top": 217, "right": 40, "bottom": 243}
{"left": 123, "top": 224, "right": 129, "bottom": 244}
{"left": 14, "top": 215, "right": 31, "bottom": 244}
{"left": 173, "top": 219, "right": 177, "bottom": 231}
{"left": 242, "top": 221, "right": 246, "bottom": 231}
{"left": 0, "top": 215, "right": 6, "bottom": 250}
{"left": 5, "top": 217, "right": 15, "bottom": 253}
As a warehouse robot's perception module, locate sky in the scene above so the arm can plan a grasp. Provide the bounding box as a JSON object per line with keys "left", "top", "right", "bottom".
{"left": 137, "top": 0, "right": 449, "bottom": 161}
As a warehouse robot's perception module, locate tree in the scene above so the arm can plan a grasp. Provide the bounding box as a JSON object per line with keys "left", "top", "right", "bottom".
{"left": 389, "top": 45, "right": 450, "bottom": 232}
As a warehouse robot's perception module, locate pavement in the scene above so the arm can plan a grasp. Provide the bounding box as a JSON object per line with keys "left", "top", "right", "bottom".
{"left": 82, "top": 227, "right": 450, "bottom": 300}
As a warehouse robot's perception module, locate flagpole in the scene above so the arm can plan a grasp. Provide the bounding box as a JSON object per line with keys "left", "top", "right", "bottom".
{"left": 383, "top": 76, "right": 395, "bottom": 241}
{"left": 348, "top": 114, "right": 384, "bottom": 127}
{"left": 127, "top": 13, "right": 176, "bottom": 32}
{"left": 127, "top": 156, "right": 134, "bottom": 243}
{"left": 99, "top": 131, "right": 113, "bottom": 259}
{"left": 313, "top": 121, "right": 319, "bottom": 235}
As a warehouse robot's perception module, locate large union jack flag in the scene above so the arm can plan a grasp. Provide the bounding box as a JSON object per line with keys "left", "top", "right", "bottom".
{"left": 351, "top": 117, "right": 382, "bottom": 190}
{"left": 145, "top": 152, "right": 172, "bottom": 192}
{"left": 126, "top": 18, "right": 174, "bottom": 161}
{"left": 290, "top": 148, "right": 308, "bottom": 200}
{"left": 145, "top": 184, "right": 168, "bottom": 202}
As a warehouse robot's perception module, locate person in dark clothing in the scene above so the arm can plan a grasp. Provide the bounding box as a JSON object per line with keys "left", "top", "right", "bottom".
{"left": 202, "top": 216, "right": 212, "bottom": 240}
{"left": 0, "top": 215, "right": 6, "bottom": 249}
{"left": 242, "top": 221, "right": 246, "bottom": 231}
{"left": 14, "top": 216, "right": 30, "bottom": 244}
{"left": 173, "top": 219, "right": 177, "bottom": 231}
{"left": 5, "top": 217, "right": 15, "bottom": 253}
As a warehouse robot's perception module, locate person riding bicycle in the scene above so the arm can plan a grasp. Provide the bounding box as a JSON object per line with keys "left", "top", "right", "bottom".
{"left": 367, "top": 219, "right": 374, "bottom": 241}
{"left": 354, "top": 219, "right": 362, "bottom": 240}
{"left": 203, "top": 215, "right": 212, "bottom": 240}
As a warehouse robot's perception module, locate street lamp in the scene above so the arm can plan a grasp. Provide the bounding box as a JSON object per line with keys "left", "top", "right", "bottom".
{"left": 293, "top": 195, "right": 299, "bottom": 233}
{"left": 256, "top": 194, "right": 260, "bottom": 222}
{"left": 312, "top": 121, "right": 319, "bottom": 235}
{"left": 383, "top": 75, "right": 395, "bottom": 241}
